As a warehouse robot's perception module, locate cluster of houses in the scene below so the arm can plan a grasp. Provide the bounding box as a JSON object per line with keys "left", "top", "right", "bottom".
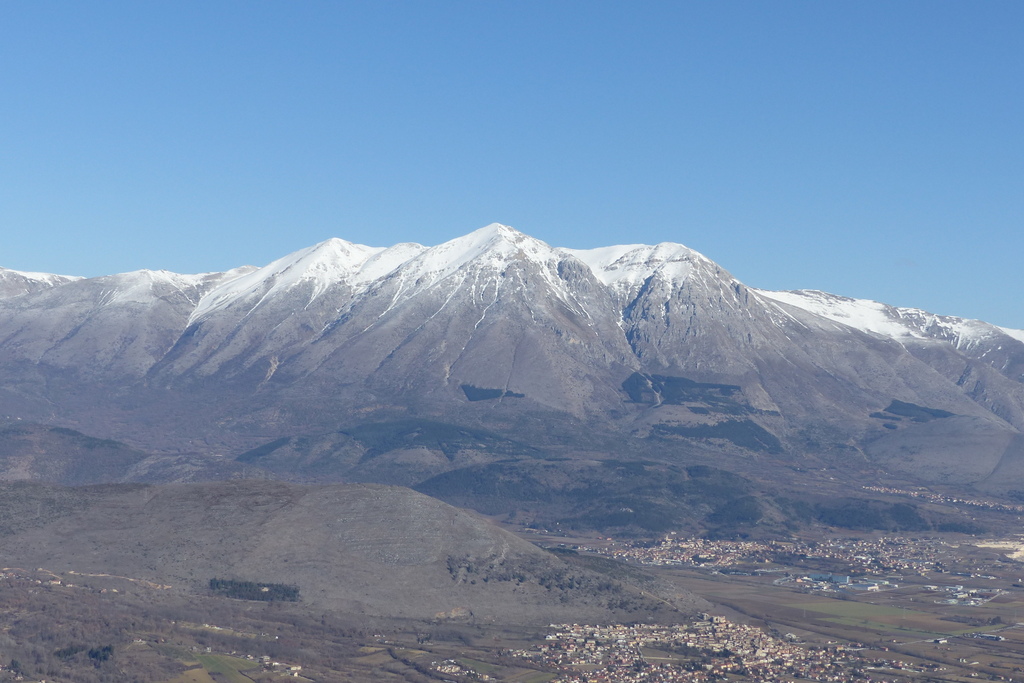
{"left": 506, "top": 617, "right": 908, "bottom": 682}
{"left": 782, "top": 572, "right": 901, "bottom": 593}
{"left": 862, "top": 485, "right": 1024, "bottom": 514}
{"left": 924, "top": 583, "right": 1004, "bottom": 606}
{"left": 588, "top": 534, "right": 957, "bottom": 577}
{"left": 591, "top": 536, "right": 776, "bottom": 567}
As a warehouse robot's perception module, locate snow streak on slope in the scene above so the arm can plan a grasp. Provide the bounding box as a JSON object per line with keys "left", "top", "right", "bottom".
{"left": 758, "top": 289, "right": 1009, "bottom": 349}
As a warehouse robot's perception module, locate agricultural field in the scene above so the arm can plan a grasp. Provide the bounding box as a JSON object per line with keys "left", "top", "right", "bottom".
{"left": 193, "top": 655, "right": 261, "bottom": 683}
{"left": 166, "top": 670, "right": 216, "bottom": 683}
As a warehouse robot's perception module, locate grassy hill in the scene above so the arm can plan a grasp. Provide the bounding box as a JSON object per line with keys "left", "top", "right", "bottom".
{"left": 0, "top": 480, "right": 703, "bottom": 625}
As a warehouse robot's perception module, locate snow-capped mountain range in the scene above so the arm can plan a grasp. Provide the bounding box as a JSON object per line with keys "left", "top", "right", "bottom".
{"left": 7, "top": 224, "right": 1018, "bottom": 348}
{"left": 2, "top": 224, "right": 1023, "bottom": 490}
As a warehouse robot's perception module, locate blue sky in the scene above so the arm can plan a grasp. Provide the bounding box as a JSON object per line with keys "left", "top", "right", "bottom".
{"left": 1, "top": 1, "right": 1022, "bottom": 327}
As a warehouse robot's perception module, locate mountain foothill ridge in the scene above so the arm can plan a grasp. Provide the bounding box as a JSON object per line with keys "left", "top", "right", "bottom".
{"left": 0, "top": 479, "right": 699, "bottom": 623}
{"left": 1, "top": 223, "right": 1024, "bottom": 493}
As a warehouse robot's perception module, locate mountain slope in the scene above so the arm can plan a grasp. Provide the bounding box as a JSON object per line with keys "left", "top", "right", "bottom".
{"left": 147, "top": 224, "right": 637, "bottom": 421}
{"left": 0, "top": 224, "right": 1022, "bottom": 493}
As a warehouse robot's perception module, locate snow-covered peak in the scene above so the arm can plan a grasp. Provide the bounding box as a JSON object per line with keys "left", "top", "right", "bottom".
{"left": 0, "top": 266, "right": 82, "bottom": 284}
{"left": 189, "top": 238, "right": 389, "bottom": 323}
{"left": 283, "top": 237, "right": 386, "bottom": 280}
{"left": 396, "top": 223, "right": 562, "bottom": 284}
{"left": 758, "top": 289, "right": 1005, "bottom": 348}
{"left": 431, "top": 223, "right": 554, "bottom": 267}
{"left": 85, "top": 269, "right": 245, "bottom": 306}
{"left": 566, "top": 242, "right": 710, "bottom": 288}
{"left": 185, "top": 224, "right": 581, "bottom": 326}
{"left": 563, "top": 242, "right": 724, "bottom": 308}
{"left": 0, "top": 267, "right": 82, "bottom": 298}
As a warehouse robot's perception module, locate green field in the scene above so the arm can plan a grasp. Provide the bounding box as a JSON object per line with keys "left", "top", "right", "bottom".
{"left": 194, "top": 654, "right": 258, "bottom": 683}
{"left": 167, "top": 670, "right": 216, "bottom": 683}
{"left": 792, "top": 599, "right": 1005, "bottom": 638}
{"left": 793, "top": 600, "right": 918, "bottom": 619}
{"left": 509, "top": 673, "right": 557, "bottom": 683}
{"left": 822, "top": 616, "right": 947, "bottom": 640}
{"left": 458, "top": 657, "right": 501, "bottom": 674}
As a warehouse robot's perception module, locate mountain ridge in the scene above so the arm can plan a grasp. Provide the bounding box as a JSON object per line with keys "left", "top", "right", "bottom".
{"left": 1, "top": 223, "right": 1023, "bottom": 503}
{"left": 7, "top": 224, "right": 1019, "bottom": 339}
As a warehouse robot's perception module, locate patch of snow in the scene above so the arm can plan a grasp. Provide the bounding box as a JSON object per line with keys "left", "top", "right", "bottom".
{"left": 758, "top": 290, "right": 914, "bottom": 338}
{"left": 998, "top": 326, "right": 1024, "bottom": 344}
{"left": 758, "top": 289, "right": 1001, "bottom": 347}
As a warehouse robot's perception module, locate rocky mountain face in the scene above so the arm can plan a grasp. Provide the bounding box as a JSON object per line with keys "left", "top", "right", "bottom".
{"left": 1, "top": 224, "right": 1023, "bottom": 498}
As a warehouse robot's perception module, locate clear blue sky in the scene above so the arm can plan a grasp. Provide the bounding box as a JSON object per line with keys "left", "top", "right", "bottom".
{"left": 1, "top": 1, "right": 1021, "bottom": 327}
